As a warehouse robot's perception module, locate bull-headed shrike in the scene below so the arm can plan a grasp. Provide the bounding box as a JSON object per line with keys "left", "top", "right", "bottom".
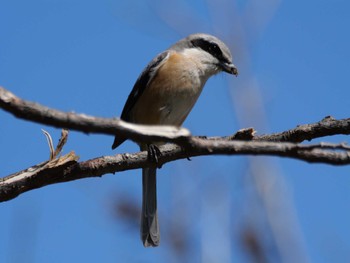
{"left": 112, "top": 33, "right": 238, "bottom": 247}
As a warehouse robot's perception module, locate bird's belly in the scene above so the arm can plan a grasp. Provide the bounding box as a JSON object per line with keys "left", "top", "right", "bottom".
{"left": 157, "top": 90, "right": 199, "bottom": 125}
{"left": 130, "top": 83, "right": 202, "bottom": 126}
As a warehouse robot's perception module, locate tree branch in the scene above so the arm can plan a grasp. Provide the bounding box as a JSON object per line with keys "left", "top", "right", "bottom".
{"left": 1, "top": 137, "right": 350, "bottom": 202}
{"left": 255, "top": 116, "right": 350, "bottom": 143}
{"left": 2, "top": 87, "right": 350, "bottom": 144}
{"left": 1, "top": 86, "right": 350, "bottom": 202}
{"left": 0, "top": 87, "right": 190, "bottom": 144}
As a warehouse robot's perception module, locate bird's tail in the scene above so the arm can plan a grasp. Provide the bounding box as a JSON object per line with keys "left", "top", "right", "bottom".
{"left": 141, "top": 166, "right": 160, "bottom": 247}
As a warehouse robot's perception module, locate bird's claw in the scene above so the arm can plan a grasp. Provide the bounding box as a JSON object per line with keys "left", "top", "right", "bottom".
{"left": 147, "top": 144, "right": 162, "bottom": 168}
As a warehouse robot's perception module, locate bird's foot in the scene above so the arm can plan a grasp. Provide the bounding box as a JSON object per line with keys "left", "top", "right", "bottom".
{"left": 147, "top": 144, "right": 162, "bottom": 168}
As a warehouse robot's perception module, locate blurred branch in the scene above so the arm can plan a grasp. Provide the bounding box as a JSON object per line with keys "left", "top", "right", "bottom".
{"left": 1, "top": 86, "right": 350, "bottom": 202}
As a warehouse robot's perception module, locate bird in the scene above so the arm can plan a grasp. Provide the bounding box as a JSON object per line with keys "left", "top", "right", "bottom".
{"left": 112, "top": 33, "right": 238, "bottom": 247}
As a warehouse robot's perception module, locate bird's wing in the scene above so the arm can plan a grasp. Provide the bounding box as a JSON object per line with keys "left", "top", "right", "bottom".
{"left": 120, "top": 51, "right": 170, "bottom": 121}
{"left": 112, "top": 51, "right": 170, "bottom": 149}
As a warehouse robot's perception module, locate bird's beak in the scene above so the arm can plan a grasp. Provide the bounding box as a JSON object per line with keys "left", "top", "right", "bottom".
{"left": 220, "top": 62, "right": 238, "bottom": 76}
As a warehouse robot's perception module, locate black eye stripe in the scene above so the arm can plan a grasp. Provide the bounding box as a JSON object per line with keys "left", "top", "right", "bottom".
{"left": 191, "top": 39, "right": 228, "bottom": 63}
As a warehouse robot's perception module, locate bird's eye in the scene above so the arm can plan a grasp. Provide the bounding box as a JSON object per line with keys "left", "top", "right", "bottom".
{"left": 210, "top": 44, "right": 218, "bottom": 52}
{"left": 191, "top": 39, "right": 224, "bottom": 61}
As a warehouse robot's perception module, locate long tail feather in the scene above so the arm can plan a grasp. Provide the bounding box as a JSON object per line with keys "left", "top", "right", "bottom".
{"left": 141, "top": 166, "right": 160, "bottom": 247}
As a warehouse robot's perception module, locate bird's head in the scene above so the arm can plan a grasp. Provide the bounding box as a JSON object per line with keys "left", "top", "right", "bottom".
{"left": 171, "top": 33, "right": 238, "bottom": 77}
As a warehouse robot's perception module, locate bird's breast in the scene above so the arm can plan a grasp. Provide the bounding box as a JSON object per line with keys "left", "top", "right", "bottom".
{"left": 130, "top": 52, "right": 206, "bottom": 126}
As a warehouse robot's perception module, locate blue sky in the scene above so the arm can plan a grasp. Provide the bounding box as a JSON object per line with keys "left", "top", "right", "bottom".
{"left": 1, "top": 0, "right": 350, "bottom": 262}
